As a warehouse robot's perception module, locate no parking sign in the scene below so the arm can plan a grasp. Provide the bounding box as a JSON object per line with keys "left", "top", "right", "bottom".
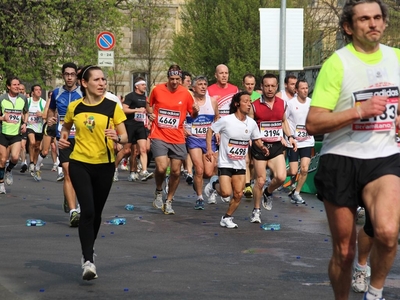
{"left": 96, "top": 31, "right": 116, "bottom": 51}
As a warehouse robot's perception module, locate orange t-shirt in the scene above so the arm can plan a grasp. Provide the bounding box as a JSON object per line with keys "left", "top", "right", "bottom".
{"left": 149, "top": 83, "right": 194, "bottom": 144}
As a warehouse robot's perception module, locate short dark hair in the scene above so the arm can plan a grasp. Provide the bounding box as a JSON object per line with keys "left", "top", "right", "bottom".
{"left": 284, "top": 74, "right": 297, "bottom": 84}
{"left": 181, "top": 71, "right": 192, "bottom": 81}
{"left": 242, "top": 73, "right": 256, "bottom": 83}
{"left": 6, "top": 76, "right": 20, "bottom": 89}
{"left": 295, "top": 79, "right": 308, "bottom": 90}
{"left": 31, "top": 84, "right": 41, "bottom": 93}
{"left": 261, "top": 73, "right": 278, "bottom": 85}
{"left": 229, "top": 91, "right": 250, "bottom": 114}
{"left": 339, "top": 0, "right": 388, "bottom": 42}
{"left": 62, "top": 62, "right": 78, "bottom": 74}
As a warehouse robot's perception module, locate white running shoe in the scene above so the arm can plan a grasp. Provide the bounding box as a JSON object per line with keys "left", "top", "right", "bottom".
{"left": 207, "top": 190, "right": 217, "bottom": 204}
{"left": 33, "top": 169, "right": 42, "bottom": 182}
{"left": 290, "top": 193, "right": 305, "bottom": 204}
{"left": 162, "top": 200, "right": 175, "bottom": 215}
{"left": 220, "top": 196, "right": 230, "bottom": 203}
{"left": 153, "top": 191, "right": 163, "bottom": 209}
{"left": 220, "top": 216, "right": 238, "bottom": 228}
{"left": 0, "top": 182, "right": 6, "bottom": 194}
{"left": 113, "top": 170, "right": 119, "bottom": 182}
{"left": 82, "top": 261, "right": 98, "bottom": 281}
{"left": 128, "top": 172, "right": 139, "bottom": 182}
{"left": 352, "top": 265, "right": 370, "bottom": 293}
{"left": 5, "top": 171, "right": 13, "bottom": 185}
{"left": 262, "top": 191, "right": 273, "bottom": 210}
{"left": 250, "top": 209, "right": 262, "bottom": 223}
{"left": 51, "top": 163, "right": 58, "bottom": 172}
{"left": 204, "top": 175, "right": 218, "bottom": 198}
{"left": 57, "top": 172, "right": 64, "bottom": 182}
{"left": 140, "top": 170, "right": 153, "bottom": 181}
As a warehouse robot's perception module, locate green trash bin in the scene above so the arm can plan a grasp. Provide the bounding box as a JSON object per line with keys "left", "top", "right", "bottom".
{"left": 301, "top": 141, "right": 322, "bottom": 194}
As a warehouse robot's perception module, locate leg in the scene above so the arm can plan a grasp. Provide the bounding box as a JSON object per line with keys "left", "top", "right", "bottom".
{"left": 266, "top": 154, "right": 286, "bottom": 193}
{"left": 189, "top": 148, "right": 205, "bottom": 197}
{"left": 362, "top": 175, "right": 400, "bottom": 290}
{"left": 166, "top": 158, "right": 183, "bottom": 200}
{"left": 252, "top": 159, "right": 268, "bottom": 209}
{"left": 295, "top": 157, "right": 311, "bottom": 193}
{"left": 324, "top": 200, "right": 357, "bottom": 300}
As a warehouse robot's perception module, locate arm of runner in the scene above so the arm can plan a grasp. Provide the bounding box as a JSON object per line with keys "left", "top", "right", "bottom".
{"left": 59, "top": 122, "right": 72, "bottom": 149}
{"left": 205, "top": 127, "right": 215, "bottom": 162}
{"left": 253, "top": 138, "right": 269, "bottom": 156}
{"left": 282, "top": 114, "right": 297, "bottom": 151}
{"left": 306, "top": 96, "right": 388, "bottom": 136}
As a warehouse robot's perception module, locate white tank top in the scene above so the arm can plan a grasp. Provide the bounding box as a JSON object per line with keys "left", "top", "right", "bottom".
{"left": 321, "top": 44, "right": 400, "bottom": 159}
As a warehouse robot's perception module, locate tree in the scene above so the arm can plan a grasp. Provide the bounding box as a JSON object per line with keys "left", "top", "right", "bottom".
{"left": 0, "top": 0, "right": 128, "bottom": 89}
{"left": 126, "top": 0, "right": 174, "bottom": 91}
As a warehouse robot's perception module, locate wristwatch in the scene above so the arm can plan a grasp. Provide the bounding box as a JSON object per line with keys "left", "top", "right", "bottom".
{"left": 117, "top": 135, "right": 121, "bottom": 143}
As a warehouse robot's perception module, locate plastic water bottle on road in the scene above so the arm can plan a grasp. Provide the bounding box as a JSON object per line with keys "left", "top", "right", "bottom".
{"left": 261, "top": 223, "right": 280, "bottom": 231}
{"left": 26, "top": 219, "right": 46, "bottom": 226}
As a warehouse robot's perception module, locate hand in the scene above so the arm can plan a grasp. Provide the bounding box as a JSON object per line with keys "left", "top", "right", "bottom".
{"left": 138, "top": 107, "right": 146, "bottom": 113}
{"left": 58, "top": 138, "right": 70, "bottom": 149}
{"left": 36, "top": 111, "right": 42, "bottom": 117}
{"left": 261, "top": 145, "right": 269, "bottom": 156}
{"left": 357, "top": 96, "right": 387, "bottom": 119}
{"left": 280, "top": 137, "right": 288, "bottom": 147}
{"left": 215, "top": 133, "right": 221, "bottom": 145}
{"left": 104, "top": 128, "right": 119, "bottom": 142}
{"left": 47, "top": 116, "right": 57, "bottom": 126}
{"left": 20, "top": 123, "right": 26, "bottom": 134}
{"left": 147, "top": 113, "right": 155, "bottom": 122}
{"left": 205, "top": 150, "right": 214, "bottom": 162}
{"left": 193, "top": 103, "right": 200, "bottom": 113}
{"left": 290, "top": 137, "right": 298, "bottom": 151}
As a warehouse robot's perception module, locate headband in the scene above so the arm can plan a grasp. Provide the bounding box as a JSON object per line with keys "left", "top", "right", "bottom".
{"left": 168, "top": 70, "right": 182, "bottom": 78}
{"left": 135, "top": 80, "right": 146, "bottom": 86}
{"left": 81, "top": 65, "right": 97, "bottom": 80}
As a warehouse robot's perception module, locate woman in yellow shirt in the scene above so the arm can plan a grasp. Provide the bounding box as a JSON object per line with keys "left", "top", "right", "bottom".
{"left": 59, "top": 65, "right": 127, "bottom": 281}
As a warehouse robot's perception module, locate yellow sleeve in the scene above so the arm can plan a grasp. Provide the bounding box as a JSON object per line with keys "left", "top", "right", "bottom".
{"left": 113, "top": 103, "right": 127, "bottom": 125}
{"left": 64, "top": 102, "right": 76, "bottom": 124}
{"left": 311, "top": 53, "right": 344, "bottom": 111}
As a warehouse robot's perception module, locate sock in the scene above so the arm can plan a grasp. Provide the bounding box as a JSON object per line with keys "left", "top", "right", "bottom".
{"left": 22, "top": 160, "right": 27, "bottom": 166}
{"left": 223, "top": 214, "right": 231, "bottom": 218}
{"left": 245, "top": 182, "right": 251, "bottom": 187}
{"left": 58, "top": 166, "right": 62, "bottom": 175}
{"left": 264, "top": 188, "right": 272, "bottom": 196}
{"left": 356, "top": 262, "right": 367, "bottom": 270}
{"left": 366, "top": 285, "right": 383, "bottom": 299}
{"left": 197, "top": 195, "right": 203, "bottom": 200}
{"left": 156, "top": 189, "right": 162, "bottom": 194}
{"left": 6, "top": 162, "right": 16, "bottom": 172}
{"left": 294, "top": 191, "right": 300, "bottom": 196}
{"left": 36, "top": 153, "right": 45, "bottom": 170}
{"left": 69, "top": 208, "right": 78, "bottom": 216}
{"left": 0, "top": 167, "right": 4, "bottom": 180}
{"left": 253, "top": 208, "right": 260, "bottom": 212}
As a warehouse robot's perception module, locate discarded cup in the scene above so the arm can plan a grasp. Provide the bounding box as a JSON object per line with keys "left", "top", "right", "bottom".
{"left": 125, "top": 204, "right": 134, "bottom": 211}
{"left": 107, "top": 218, "right": 126, "bottom": 225}
{"left": 261, "top": 223, "right": 280, "bottom": 231}
{"left": 26, "top": 219, "right": 46, "bottom": 227}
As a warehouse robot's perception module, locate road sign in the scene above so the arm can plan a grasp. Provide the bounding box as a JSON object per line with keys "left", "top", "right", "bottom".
{"left": 98, "top": 51, "right": 114, "bottom": 67}
{"left": 96, "top": 31, "right": 116, "bottom": 51}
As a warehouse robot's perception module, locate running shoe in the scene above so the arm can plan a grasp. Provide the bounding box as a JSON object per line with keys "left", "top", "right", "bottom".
{"left": 5, "top": 171, "right": 13, "bottom": 185}
{"left": 220, "top": 196, "right": 231, "bottom": 203}
{"left": 29, "top": 163, "right": 35, "bottom": 176}
{"left": 356, "top": 207, "right": 365, "bottom": 223}
{"left": 70, "top": 211, "right": 80, "bottom": 227}
{"left": 20, "top": 164, "right": 28, "bottom": 173}
{"left": 185, "top": 173, "right": 193, "bottom": 185}
{"left": 51, "top": 163, "right": 58, "bottom": 172}
{"left": 244, "top": 185, "right": 253, "bottom": 198}
{"left": 113, "top": 170, "right": 119, "bottom": 182}
{"left": 0, "top": 182, "right": 6, "bottom": 194}
{"left": 33, "top": 169, "right": 42, "bottom": 182}
{"left": 352, "top": 265, "right": 370, "bottom": 293}
{"left": 153, "top": 190, "right": 163, "bottom": 209}
{"left": 162, "top": 200, "right": 175, "bottom": 215}
{"left": 207, "top": 191, "right": 217, "bottom": 204}
{"left": 290, "top": 193, "right": 305, "bottom": 204}
{"left": 136, "top": 158, "right": 142, "bottom": 173}
{"left": 262, "top": 189, "right": 273, "bottom": 210}
{"left": 362, "top": 292, "right": 384, "bottom": 300}
{"left": 194, "top": 199, "right": 205, "bottom": 210}
{"left": 128, "top": 172, "right": 139, "bottom": 182}
{"left": 82, "top": 261, "right": 98, "bottom": 281}
{"left": 57, "top": 172, "right": 64, "bottom": 182}
{"left": 250, "top": 209, "right": 262, "bottom": 223}
{"left": 140, "top": 170, "right": 153, "bottom": 181}
{"left": 204, "top": 175, "right": 218, "bottom": 198}
{"left": 220, "top": 216, "right": 238, "bottom": 228}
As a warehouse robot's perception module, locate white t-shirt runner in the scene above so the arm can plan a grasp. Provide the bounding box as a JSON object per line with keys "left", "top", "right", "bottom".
{"left": 211, "top": 114, "right": 262, "bottom": 170}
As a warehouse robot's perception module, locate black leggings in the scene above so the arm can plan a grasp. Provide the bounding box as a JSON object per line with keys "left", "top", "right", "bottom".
{"left": 69, "top": 159, "right": 114, "bottom": 263}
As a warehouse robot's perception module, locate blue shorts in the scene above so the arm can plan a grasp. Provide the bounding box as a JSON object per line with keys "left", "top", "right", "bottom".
{"left": 186, "top": 136, "right": 217, "bottom": 154}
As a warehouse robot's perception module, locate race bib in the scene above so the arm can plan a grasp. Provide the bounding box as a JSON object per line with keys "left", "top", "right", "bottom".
{"left": 227, "top": 139, "right": 249, "bottom": 160}
{"left": 4, "top": 109, "right": 22, "bottom": 124}
{"left": 191, "top": 120, "right": 212, "bottom": 138}
{"left": 58, "top": 115, "right": 76, "bottom": 136}
{"left": 28, "top": 112, "right": 40, "bottom": 124}
{"left": 157, "top": 109, "right": 180, "bottom": 129}
{"left": 295, "top": 125, "right": 309, "bottom": 141}
{"left": 134, "top": 112, "right": 146, "bottom": 122}
{"left": 352, "top": 87, "right": 399, "bottom": 132}
{"left": 260, "top": 121, "right": 282, "bottom": 142}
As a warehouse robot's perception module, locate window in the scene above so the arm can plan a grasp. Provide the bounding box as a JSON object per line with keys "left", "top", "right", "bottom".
{"left": 132, "top": 27, "right": 148, "bottom": 54}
